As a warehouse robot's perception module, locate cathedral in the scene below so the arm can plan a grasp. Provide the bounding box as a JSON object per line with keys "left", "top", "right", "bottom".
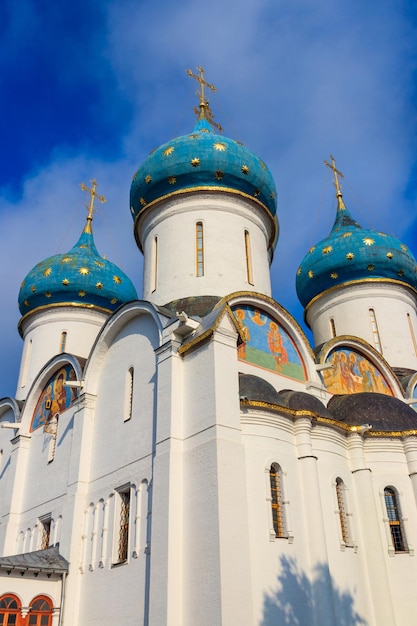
{"left": 1, "top": 68, "right": 417, "bottom": 625}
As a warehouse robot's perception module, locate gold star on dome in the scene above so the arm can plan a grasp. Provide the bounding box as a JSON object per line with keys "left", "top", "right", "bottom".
{"left": 297, "top": 268, "right": 301, "bottom": 276}
{"left": 140, "top": 197, "right": 147, "bottom": 206}
{"left": 31, "top": 285, "right": 36, "bottom": 293}
{"left": 45, "top": 292, "right": 51, "bottom": 298}
{"left": 62, "top": 279, "right": 70, "bottom": 286}
{"left": 330, "top": 272, "right": 338, "bottom": 279}
{"left": 308, "top": 270, "right": 314, "bottom": 278}
{"left": 254, "top": 189, "right": 260, "bottom": 197}
{"left": 363, "top": 238, "right": 375, "bottom": 246}
{"left": 401, "top": 244, "right": 408, "bottom": 252}
{"left": 79, "top": 244, "right": 88, "bottom": 249}
{"left": 95, "top": 260, "right": 105, "bottom": 267}
{"left": 113, "top": 276, "right": 122, "bottom": 284}
{"left": 241, "top": 165, "right": 249, "bottom": 175}
{"left": 215, "top": 170, "right": 224, "bottom": 180}
{"left": 132, "top": 172, "right": 138, "bottom": 182}
{"left": 20, "top": 280, "right": 25, "bottom": 288}
{"left": 270, "top": 191, "right": 275, "bottom": 199}
{"left": 260, "top": 161, "right": 267, "bottom": 170}
{"left": 130, "top": 206, "right": 135, "bottom": 214}
{"left": 309, "top": 246, "right": 316, "bottom": 254}
{"left": 398, "top": 269, "right": 404, "bottom": 276}
{"left": 163, "top": 146, "right": 174, "bottom": 156}
{"left": 96, "top": 282, "right": 103, "bottom": 290}
{"left": 342, "top": 232, "right": 352, "bottom": 238}
{"left": 79, "top": 267, "right": 89, "bottom": 275}
{"left": 189, "top": 133, "right": 200, "bottom": 139}
{"left": 110, "top": 298, "right": 117, "bottom": 305}
{"left": 214, "top": 142, "right": 227, "bottom": 151}
{"left": 145, "top": 175, "right": 152, "bottom": 184}
{"left": 79, "top": 290, "right": 86, "bottom": 297}
{"left": 191, "top": 158, "right": 200, "bottom": 167}
{"left": 168, "top": 176, "right": 177, "bottom": 185}
{"left": 386, "top": 252, "right": 393, "bottom": 259}
{"left": 322, "top": 246, "right": 333, "bottom": 254}
{"left": 346, "top": 252, "right": 354, "bottom": 260}
{"left": 200, "top": 128, "right": 210, "bottom": 133}
{"left": 24, "top": 300, "right": 29, "bottom": 307}
{"left": 367, "top": 264, "right": 375, "bottom": 271}
{"left": 43, "top": 268, "right": 52, "bottom": 277}
{"left": 62, "top": 257, "right": 72, "bottom": 263}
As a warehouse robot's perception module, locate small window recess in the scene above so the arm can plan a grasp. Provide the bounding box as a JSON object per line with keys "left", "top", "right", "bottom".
{"left": 60, "top": 331, "right": 67, "bottom": 353}
{"left": 113, "top": 487, "right": 131, "bottom": 565}
{"left": 39, "top": 515, "right": 52, "bottom": 550}
{"left": 329, "top": 317, "right": 336, "bottom": 338}
{"left": 21, "top": 338, "right": 33, "bottom": 388}
{"left": 244, "top": 230, "right": 254, "bottom": 285}
{"left": 124, "top": 367, "right": 134, "bottom": 422}
{"left": 368, "top": 308, "right": 382, "bottom": 353}
{"left": 196, "top": 221, "right": 204, "bottom": 277}
{"left": 151, "top": 236, "right": 158, "bottom": 292}
{"left": 407, "top": 313, "right": 417, "bottom": 356}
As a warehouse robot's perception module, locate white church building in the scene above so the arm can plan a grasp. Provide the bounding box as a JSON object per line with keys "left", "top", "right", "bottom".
{"left": 1, "top": 69, "right": 417, "bottom": 625}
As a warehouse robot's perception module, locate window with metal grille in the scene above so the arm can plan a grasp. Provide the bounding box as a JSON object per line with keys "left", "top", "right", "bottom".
{"left": 0, "top": 594, "right": 21, "bottom": 626}
{"left": 39, "top": 518, "right": 51, "bottom": 550}
{"left": 335, "top": 478, "right": 352, "bottom": 546}
{"left": 384, "top": 487, "right": 407, "bottom": 552}
{"left": 270, "top": 463, "right": 287, "bottom": 538}
{"left": 196, "top": 222, "right": 204, "bottom": 277}
{"left": 116, "top": 489, "right": 130, "bottom": 563}
{"left": 28, "top": 597, "right": 53, "bottom": 626}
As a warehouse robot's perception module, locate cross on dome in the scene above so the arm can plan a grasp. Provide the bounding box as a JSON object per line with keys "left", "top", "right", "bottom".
{"left": 186, "top": 66, "right": 223, "bottom": 131}
{"left": 80, "top": 179, "right": 106, "bottom": 233}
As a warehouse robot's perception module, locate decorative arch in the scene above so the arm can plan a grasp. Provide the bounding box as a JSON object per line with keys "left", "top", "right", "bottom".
{"left": 231, "top": 302, "right": 307, "bottom": 381}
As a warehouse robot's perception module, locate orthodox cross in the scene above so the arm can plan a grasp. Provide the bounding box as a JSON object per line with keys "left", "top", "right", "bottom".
{"left": 80, "top": 179, "right": 106, "bottom": 223}
{"left": 324, "top": 155, "right": 344, "bottom": 195}
{"left": 186, "top": 66, "right": 223, "bottom": 131}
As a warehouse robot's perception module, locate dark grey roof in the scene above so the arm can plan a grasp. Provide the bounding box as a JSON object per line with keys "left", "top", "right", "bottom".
{"left": 163, "top": 295, "right": 222, "bottom": 317}
{"left": 278, "top": 390, "right": 332, "bottom": 418}
{"left": 0, "top": 546, "right": 68, "bottom": 574}
{"left": 239, "top": 373, "right": 281, "bottom": 405}
{"left": 328, "top": 393, "right": 417, "bottom": 431}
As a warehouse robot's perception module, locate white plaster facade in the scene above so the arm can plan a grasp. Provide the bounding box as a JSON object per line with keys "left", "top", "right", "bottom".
{"left": 1, "top": 147, "right": 417, "bottom": 626}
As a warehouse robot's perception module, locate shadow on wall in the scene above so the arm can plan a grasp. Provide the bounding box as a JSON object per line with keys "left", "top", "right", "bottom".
{"left": 261, "top": 556, "right": 368, "bottom": 626}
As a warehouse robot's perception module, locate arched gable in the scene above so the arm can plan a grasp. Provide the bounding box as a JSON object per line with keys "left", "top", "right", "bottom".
{"left": 83, "top": 300, "right": 166, "bottom": 396}
{"left": 316, "top": 336, "right": 404, "bottom": 397}
{"left": 225, "top": 292, "right": 317, "bottom": 383}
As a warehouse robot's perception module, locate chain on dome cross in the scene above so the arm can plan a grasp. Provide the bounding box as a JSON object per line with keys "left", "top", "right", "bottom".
{"left": 324, "top": 155, "right": 344, "bottom": 196}
{"left": 80, "top": 179, "right": 106, "bottom": 222}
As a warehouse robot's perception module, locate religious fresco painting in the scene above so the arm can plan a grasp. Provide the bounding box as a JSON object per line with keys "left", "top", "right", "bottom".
{"left": 232, "top": 305, "right": 306, "bottom": 381}
{"left": 31, "top": 365, "right": 79, "bottom": 431}
{"left": 322, "top": 348, "right": 393, "bottom": 396}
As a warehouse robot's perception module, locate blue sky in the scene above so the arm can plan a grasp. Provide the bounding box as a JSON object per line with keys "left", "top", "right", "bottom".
{"left": 1, "top": 0, "right": 416, "bottom": 397}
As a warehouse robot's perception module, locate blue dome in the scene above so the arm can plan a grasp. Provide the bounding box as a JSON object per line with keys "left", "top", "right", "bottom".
{"left": 296, "top": 195, "right": 417, "bottom": 308}
{"left": 19, "top": 220, "right": 138, "bottom": 320}
{"left": 130, "top": 117, "right": 278, "bottom": 250}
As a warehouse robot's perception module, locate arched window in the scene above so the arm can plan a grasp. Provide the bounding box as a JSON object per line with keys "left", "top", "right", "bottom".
{"left": 59, "top": 331, "right": 67, "bottom": 353}
{"left": 244, "top": 230, "right": 253, "bottom": 285}
{"left": 28, "top": 596, "right": 53, "bottom": 626}
{"left": 269, "top": 463, "right": 286, "bottom": 538}
{"left": 329, "top": 317, "right": 336, "bottom": 338}
{"left": 196, "top": 222, "right": 204, "bottom": 277}
{"left": 384, "top": 487, "right": 407, "bottom": 552}
{"left": 124, "top": 367, "right": 134, "bottom": 422}
{"left": 407, "top": 313, "right": 417, "bottom": 356}
{"left": 151, "top": 236, "right": 158, "bottom": 292}
{"left": 335, "top": 478, "right": 352, "bottom": 546}
{"left": 368, "top": 308, "right": 382, "bottom": 353}
{"left": 0, "top": 594, "right": 21, "bottom": 625}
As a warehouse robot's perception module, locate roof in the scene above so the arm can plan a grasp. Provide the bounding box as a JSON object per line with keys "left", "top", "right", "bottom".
{"left": 0, "top": 546, "right": 69, "bottom": 574}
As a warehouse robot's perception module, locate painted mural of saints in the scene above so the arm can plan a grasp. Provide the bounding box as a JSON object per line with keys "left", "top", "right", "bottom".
{"left": 267, "top": 321, "right": 288, "bottom": 371}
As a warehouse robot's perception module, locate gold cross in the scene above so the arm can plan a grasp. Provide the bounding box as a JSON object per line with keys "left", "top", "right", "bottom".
{"left": 324, "top": 155, "right": 344, "bottom": 195}
{"left": 186, "top": 65, "right": 217, "bottom": 106}
{"left": 80, "top": 179, "right": 106, "bottom": 222}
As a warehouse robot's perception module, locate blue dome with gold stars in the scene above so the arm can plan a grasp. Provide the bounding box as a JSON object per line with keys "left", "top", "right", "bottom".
{"left": 130, "top": 115, "right": 278, "bottom": 251}
{"left": 19, "top": 199, "right": 137, "bottom": 323}
{"left": 296, "top": 191, "right": 417, "bottom": 309}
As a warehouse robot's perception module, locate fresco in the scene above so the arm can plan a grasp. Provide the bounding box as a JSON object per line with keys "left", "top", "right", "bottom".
{"left": 31, "top": 364, "right": 79, "bottom": 431}
{"left": 322, "top": 348, "right": 393, "bottom": 396}
{"left": 232, "top": 305, "right": 306, "bottom": 381}
{"left": 412, "top": 385, "right": 417, "bottom": 412}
